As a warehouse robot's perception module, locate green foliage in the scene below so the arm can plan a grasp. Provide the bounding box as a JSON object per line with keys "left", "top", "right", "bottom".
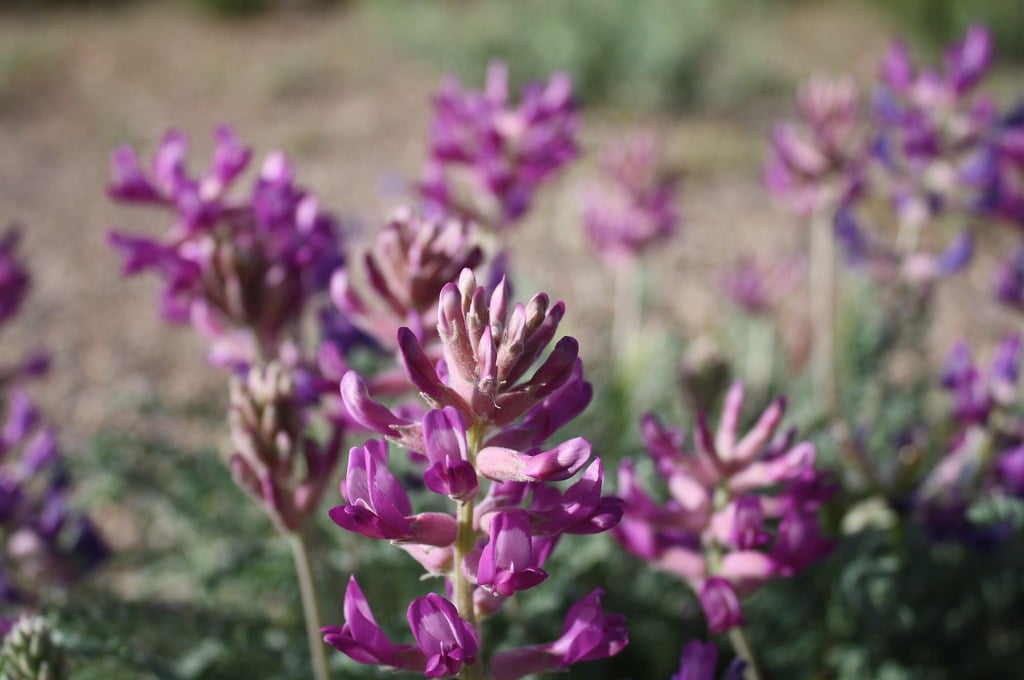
{"left": 371, "top": 0, "right": 754, "bottom": 113}
{"left": 868, "top": 0, "right": 1024, "bottom": 62}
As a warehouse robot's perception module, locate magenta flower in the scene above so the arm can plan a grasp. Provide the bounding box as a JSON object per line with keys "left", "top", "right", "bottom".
{"left": 582, "top": 132, "right": 681, "bottom": 267}
{"left": 108, "top": 127, "right": 343, "bottom": 369}
{"left": 672, "top": 640, "right": 746, "bottom": 680}
{"left": 321, "top": 576, "right": 426, "bottom": 670}
{"left": 490, "top": 589, "right": 627, "bottom": 680}
{"left": 614, "top": 382, "right": 833, "bottom": 634}
{"left": 699, "top": 578, "right": 744, "bottom": 634}
{"left": 408, "top": 593, "right": 480, "bottom": 678}
{"left": 331, "top": 207, "right": 484, "bottom": 348}
{"left": 328, "top": 440, "right": 456, "bottom": 547}
{"left": 475, "top": 510, "right": 548, "bottom": 596}
{"left": 422, "top": 61, "right": 578, "bottom": 231}
{"left": 765, "top": 76, "right": 864, "bottom": 217}
{"left": 718, "top": 254, "right": 804, "bottom": 315}
{"left": 422, "top": 407, "right": 478, "bottom": 501}
{"left": 326, "top": 270, "right": 624, "bottom": 676}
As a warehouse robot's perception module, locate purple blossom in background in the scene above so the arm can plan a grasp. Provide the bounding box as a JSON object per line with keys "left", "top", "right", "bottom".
{"left": 672, "top": 639, "right": 745, "bottom": 680}
{"left": 718, "top": 253, "right": 804, "bottom": 315}
{"left": 965, "top": 103, "right": 1024, "bottom": 227}
{"left": 228, "top": 362, "right": 344, "bottom": 533}
{"left": 0, "top": 230, "right": 106, "bottom": 607}
{"left": 422, "top": 62, "right": 579, "bottom": 231}
{"left": 614, "top": 382, "right": 833, "bottom": 634}
{"left": 913, "top": 333, "right": 1024, "bottom": 543}
{"left": 582, "top": 132, "right": 681, "bottom": 267}
{"left": 871, "top": 26, "right": 996, "bottom": 228}
{"left": 330, "top": 207, "right": 484, "bottom": 349}
{"left": 108, "top": 126, "right": 344, "bottom": 370}
{"left": 325, "top": 268, "right": 626, "bottom": 677}
{"left": 765, "top": 76, "right": 864, "bottom": 217}
{"left": 0, "top": 390, "right": 108, "bottom": 604}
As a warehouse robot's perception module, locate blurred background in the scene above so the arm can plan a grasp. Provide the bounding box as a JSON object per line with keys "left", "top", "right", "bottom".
{"left": 1, "top": 0, "right": 1023, "bottom": 678}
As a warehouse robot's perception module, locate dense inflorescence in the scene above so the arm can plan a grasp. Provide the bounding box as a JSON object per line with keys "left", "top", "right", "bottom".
{"left": 422, "top": 62, "right": 579, "bottom": 232}
{"left": 614, "top": 383, "right": 834, "bottom": 634}
{"left": 324, "top": 268, "right": 626, "bottom": 678}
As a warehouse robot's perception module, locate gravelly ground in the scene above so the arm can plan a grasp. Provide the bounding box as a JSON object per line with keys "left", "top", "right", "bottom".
{"left": 0, "top": 1, "right": 1017, "bottom": 452}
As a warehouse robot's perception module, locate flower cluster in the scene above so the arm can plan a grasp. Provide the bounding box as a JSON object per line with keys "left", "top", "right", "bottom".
{"left": 0, "top": 233, "right": 106, "bottom": 609}
{"left": 765, "top": 76, "right": 864, "bottom": 217}
{"left": 0, "top": 390, "right": 108, "bottom": 606}
{"left": 421, "top": 62, "right": 579, "bottom": 231}
{"left": 718, "top": 253, "right": 803, "bottom": 316}
{"left": 330, "top": 207, "right": 484, "bottom": 350}
{"left": 228, "top": 361, "right": 343, "bottom": 533}
{"left": 614, "top": 383, "right": 833, "bottom": 633}
{"left": 581, "top": 132, "right": 681, "bottom": 267}
{"left": 324, "top": 268, "right": 626, "bottom": 677}
{"left": 108, "top": 126, "right": 343, "bottom": 370}
{"left": 911, "top": 334, "right": 1024, "bottom": 541}
{"left": 825, "top": 28, "right": 1000, "bottom": 291}
{"left": 872, "top": 26, "right": 996, "bottom": 227}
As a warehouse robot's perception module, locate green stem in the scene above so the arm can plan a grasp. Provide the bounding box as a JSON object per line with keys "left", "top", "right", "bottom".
{"left": 728, "top": 626, "right": 763, "bottom": 680}
{"left": 453, "top": 424, "right": 484, "bottom": 680}
{"left": 809, "top": 195, "right": 837, "bottom": 414}
{"left": 288, "top": 531, "right": 331, "bottom": 680}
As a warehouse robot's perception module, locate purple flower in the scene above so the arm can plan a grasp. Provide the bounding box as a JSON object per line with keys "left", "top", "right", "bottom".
{"left": 328, "top": 440, "right": 456, "bottom": 546}
{"left": 582, "top": 132, "right": 680, "bottom": 266}
{"left": 718, "top": 253, "right": 804, "bottom": 315}
{"left": 422, "top": 407, "right": 478, "bottom": 501}
{"left": 332, "top": 207, "right": 484, "bottom": 348}
{"left": 615, "top": 382, "right": 832, "bottom": 633}
{"left": 699, "top": 578, "right": 745, "bottom": 634}
{"left": 940, "top": 334, "right": 1020, "bottom": 425}
{"left": 765, "top": 76, "right": 864, "bottom": 216}
{"left": 322, "top": 576, "right": 425, "bottom": 670}
{"left": 672, "top": 640, "right": 746, "bottom": 680}
{"left": 476, "top": 510, "right": 548, "bottom": 596}
{"left": 490, "top": 589, "right": 627, "bottom": 680}
{"left": 407, "top": 593, "right": 479, "bottom": 678}
{"left": 476, "top": 437, "right": 591, "bottom": 483}
{"left": 422, "top": 62, "right": 578, "bottom": 230}
{"left": 108, "top": 127, "right": 343, "bottom": 369}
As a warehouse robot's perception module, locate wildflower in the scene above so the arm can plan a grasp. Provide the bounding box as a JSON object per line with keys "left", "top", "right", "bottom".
{"left": 422, "top": 62, "right": 578, "bottom": 231}
{"left": 765, "top": 76, "right": 864, "bottom": 216}
{"left": 582, "top": 133, "right": 681, "bottom": 266}
{"left": 718, "top": 254, "right": 803, "bottom": 315}
{"left": 325, "top": 270, "right": 624, "bottom": 676}
{"left": 332, "top": 207, "right": 484, "bottom": 348}
{"left": 108, "top": 127, "right": 343, "bottom": 369}
{"left": 614, "top": 382, "right": 833, "bottom": 634}
{"left": 672, "top": 639, "right": 746, "bottom": 680}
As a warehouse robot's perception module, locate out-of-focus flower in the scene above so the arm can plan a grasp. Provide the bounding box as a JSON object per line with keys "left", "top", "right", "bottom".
{"left": 582, "top": 133, "right": 681, "bottom": 267}
{"left": 765, "top": 76, "right": 864, "bottom": 216}
{"left": 0, "top": 615, "right": 67, "bottom": 680}
{"left": 718, "top": 254, "right": 804, "bottom": 315}
{"left": 422, "top": 62, "right": 578, "bottom": 231}
{"left": 871, "top": 27, "right": 997, "bottom": 228}
{"left": 614, "top": 382, "right": 833, "bottom": 634}
{"left": 108, "top": 127, "right": 343, "bottom": 369}
{"left": 832, "top": 204, "right": 973, "bottom": 290}
{"left": 228, "top": 362, "right": 344, "bottom": 533}
{"left": 331, "top": 207, "right": 484, "bottom": 349}
{"left": 940, "top": 333, "right": 1020, "bottom": 426}
{"left": 671, "top": 639, "right": 745, "bottom": 680}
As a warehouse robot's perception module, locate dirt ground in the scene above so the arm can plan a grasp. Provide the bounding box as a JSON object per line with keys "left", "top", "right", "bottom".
{"left": 0, "top": 2, "right": 1017, "bottom": 448}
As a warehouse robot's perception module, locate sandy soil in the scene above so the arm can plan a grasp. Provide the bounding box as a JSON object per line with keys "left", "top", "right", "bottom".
{"left": 0, "top": 1, "right": 1017, "bottom": 450}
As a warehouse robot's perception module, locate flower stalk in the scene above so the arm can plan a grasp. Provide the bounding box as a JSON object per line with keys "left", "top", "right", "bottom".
{"left": 288, "top": 531, "right": 331, "bottom": 680}
{"left": 727, "top": 627, "right": 762, "bottom": 680}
